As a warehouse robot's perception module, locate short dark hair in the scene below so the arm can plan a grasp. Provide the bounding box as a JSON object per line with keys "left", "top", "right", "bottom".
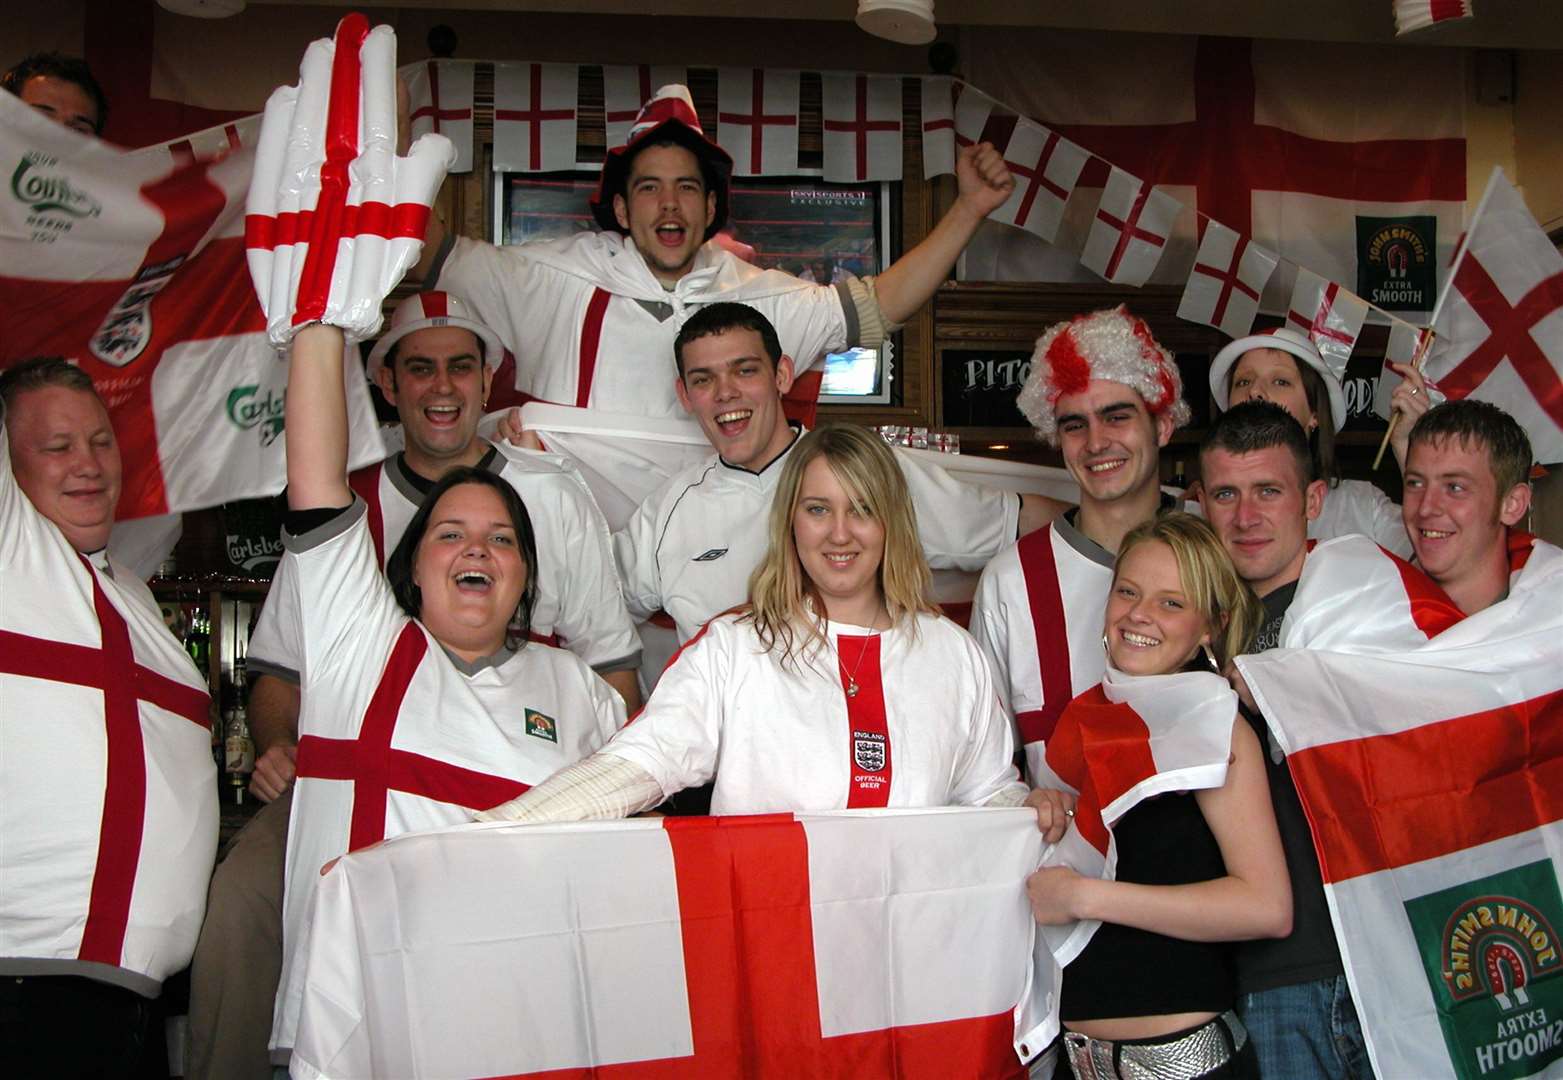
{"left": 1408, "top": 399, "right": 1533, "bottom": 494}
{"left": 2, "top": 53, "right": 108, "bottom": 134}
{"left": 382, "top": 327, "right": 487, "bottom": 383}
{"left": 385, "top": 469, "right": 540, "bottom": 648}
{"left": 0, "top": 356, "right": 99, "bottom": 411}
{"left": 1201, "top": 399, "right": 1316, "bottom": 487}
{"left": 673, "top": 302, "right": 783, "bottom": 377}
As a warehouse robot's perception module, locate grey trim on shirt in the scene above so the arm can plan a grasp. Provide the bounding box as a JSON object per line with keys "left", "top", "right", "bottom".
{"left": 439, "top": 641, "right": 516, "bottom": 676}
{"left": 1051, "top": 511, "right": 1115, "bottom": 570}
{"left": 0, "top": 958, "right": 161, "bottom": 998}
{"left": 282, "top": 498, "right": 366, "bottom": 554}
{"left": 591, "top": 650, "right": 642, "bottom": 675}
{"left": 834, "top": 280, "right": 859, "bottom": 347}
{"left": 246, "top": 656, "right": 301, "bottom": 686}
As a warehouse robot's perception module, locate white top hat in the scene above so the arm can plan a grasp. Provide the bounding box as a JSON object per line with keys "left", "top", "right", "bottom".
{"left": 366, "top": 291, "right": 506, "bottom": 385}
{"left": 1209, "top": 326, "right": 1348, "bottom": 433}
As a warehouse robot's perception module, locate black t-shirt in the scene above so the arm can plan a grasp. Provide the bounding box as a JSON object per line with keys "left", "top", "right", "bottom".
{"left": 1233, "top": 579, "right": 1344, "bottom": 994}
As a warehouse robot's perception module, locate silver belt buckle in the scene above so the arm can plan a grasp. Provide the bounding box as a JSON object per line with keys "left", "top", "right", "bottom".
{"left": 1062, "top": 1031, "right": 1117, "bottom": 1080}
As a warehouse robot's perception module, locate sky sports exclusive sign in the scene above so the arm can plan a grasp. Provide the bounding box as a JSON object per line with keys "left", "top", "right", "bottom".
{"left": 1406, "top": 859, "right": 1563, "bottom": 1080}
{"left": 1357, "top": 215, "right": 1437, "bottom": 313}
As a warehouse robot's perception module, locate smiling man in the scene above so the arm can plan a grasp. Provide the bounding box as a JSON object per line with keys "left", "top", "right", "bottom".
{"left": 971, "top": 306, "right": 1191, "bottom": 782}
{"left": 0, "top": 358, "right": 215, "bottom": 1077}
{"left": 1402, "top": 399, "right": 1534, "bottom": 616}
{"left": 187, "top": 292, "right": 640, "bottom": 1080}
{"left": 615, "top": 302, "right": 1055, "bottom": 645}
{"left": 413, "top": 84, "right": 1015, "bottom": 419}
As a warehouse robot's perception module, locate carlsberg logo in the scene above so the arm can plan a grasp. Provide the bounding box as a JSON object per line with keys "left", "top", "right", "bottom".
{"left": 226, "top": 386, "right": 285, "bottom": 447}
{"left": 12, "top": 153, "right": 101, "bottom": 218}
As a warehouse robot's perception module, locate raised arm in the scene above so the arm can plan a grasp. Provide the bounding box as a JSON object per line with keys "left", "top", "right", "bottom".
{"left": 285, "top": 324, "right": 353, "bottom": 510}
{"left": 1028, "top": 718, "right": 1292, "bottom": 942}
{"left": 872, "top": 142, "right": 1014, "bottom": 326}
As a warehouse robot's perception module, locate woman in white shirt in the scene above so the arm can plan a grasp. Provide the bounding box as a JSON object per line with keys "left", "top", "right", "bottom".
{"left": 479, "top": 422, "right": 1029, "bottom": 821}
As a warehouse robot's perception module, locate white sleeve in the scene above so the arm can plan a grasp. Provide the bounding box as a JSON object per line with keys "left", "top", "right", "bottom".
{"left": 597, "top": 619, "right": 731, "bottom": 795}
{"left": 246, "top": 556, "right": 305, "bottom": 684}
{"left": 756, "top": 282, "right": 853, "bottom": 376}
{"left": 535, "top": 464, "right": 642, "bottom": 672}
{"left": 0, "top": 412, "right": 52, "bottom": 569}
{"left": 282, "top": 500, "right": 403, "bottom": 687}
{"left": 428, "top": 236, "right": 539, "bottom": 355}
{"left": 947, "top": 630, "right": 1027, "bottom": 807}
{"left": 896, "top": 450, "right": 1021, "bottom": 570}
{"left": 1358, "top": 483, "right": 1412, "bottom": 558}
{"left": 613, "top": 484, "right": 670, "bottom": 623}
{"left": 969, "top": 555, "right": 1015, "bottom": 716}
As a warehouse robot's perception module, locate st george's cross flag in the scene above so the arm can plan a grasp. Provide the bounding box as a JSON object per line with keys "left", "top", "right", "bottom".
{"left": 290, "top": 811, "right": 1044, "bottom": 1079}
{"left": 822, "top": 73, "right": 903, "bottom": 183}
{"left": 1394, "top": 0, "right": 1477, "bottom": 36}
{"left": 1178, "top": 220, "right": 1280, "bottom": 338}
{"left": 603, "top": 64, "right": 690, "bottom": 149}
{"left": 990, "top": 122, "right": 1090, "bottom": 244}
{"left": 401, "top": 59, "right": 475, "bottom": 173}
{"left": 718, "top": 68, "right": 800, "bottom": 177}
{"left": 493, "top": 62, "right": 580, "bottom": 174}
{"left": 1236, "top": 532, "right": 1563, "bottom": 1080}
{"left": 0, "top": 80, "right": 383, "bottom": 519}
{"left": 1079, "top": 165, "right": 1183, "bottom": 287}
{"left": 1418, "top": 169, "right": 1563, "bottom": 464}
{"left": 1287, "top": 268, "right": 1371, "bottom": 378}
{"left": 921, "top": 76, "right": 957, "bottom": 179}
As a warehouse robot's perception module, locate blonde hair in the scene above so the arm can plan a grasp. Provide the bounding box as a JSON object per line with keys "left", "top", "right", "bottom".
{"left": 1114, "top": 512, "right": 1263, "bottom": 669}
{"left": 745, "top": 424, "right": 939, "bottom": 667}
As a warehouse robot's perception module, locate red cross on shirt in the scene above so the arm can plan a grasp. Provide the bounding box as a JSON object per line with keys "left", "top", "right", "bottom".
{"left": 0, "top": 565, "right": 210, "bottom": 966}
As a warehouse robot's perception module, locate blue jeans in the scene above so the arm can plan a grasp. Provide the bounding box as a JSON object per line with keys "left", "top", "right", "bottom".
{"left": 1238, "top": 976, "right": 1374, "bottom": 1080}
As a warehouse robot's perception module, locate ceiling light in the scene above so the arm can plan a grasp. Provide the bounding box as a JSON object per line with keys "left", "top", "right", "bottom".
{"left": 856, "top": 0, "right": 936, "bottom": 45}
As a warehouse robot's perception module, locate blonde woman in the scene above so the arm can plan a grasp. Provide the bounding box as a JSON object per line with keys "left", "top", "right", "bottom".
{"left": 1027, "top": 513, "right": 1288, "bottom": 1080}
{"left": 479, "top": 423, "right": 1028, "bottom": 821}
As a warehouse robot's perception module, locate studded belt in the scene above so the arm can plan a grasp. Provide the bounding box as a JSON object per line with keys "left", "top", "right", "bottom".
{"left": 1061, "top": 1010, "right": 1247, "bottom": 1080}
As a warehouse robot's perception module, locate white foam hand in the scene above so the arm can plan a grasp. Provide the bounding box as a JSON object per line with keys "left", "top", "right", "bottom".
{"left": 246, "top": 13, "right": 453, "bottom": 345}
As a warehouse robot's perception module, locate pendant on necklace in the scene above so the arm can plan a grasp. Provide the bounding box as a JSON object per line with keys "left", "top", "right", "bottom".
{"left": 846, "top": 680, "right": 860, "bottom": 698}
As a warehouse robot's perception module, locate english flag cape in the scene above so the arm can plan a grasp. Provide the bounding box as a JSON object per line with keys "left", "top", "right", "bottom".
{"left": 290, "top": 810, "right": 1044, "bottom": 1079}
{"left": 1236, "top": 533, "right": 1563, "bottom": 1080}
{"left": 0, "top": 92, "right": 384, "bottom": 519}
{"left": 1016, "top": 665, "right": 1239, "bottom": 1051}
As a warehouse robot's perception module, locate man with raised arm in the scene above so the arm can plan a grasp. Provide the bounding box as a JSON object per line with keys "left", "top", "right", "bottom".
{"left": 187, "top": 292, "right": 641, "bottom": 1080}
{"left": 615, "top": 301, "right": 1060, "bottom": 646}
{"left": 970, "top": 306, "right": 1191, "bottom": 783}
{"left": 0, "top": 358, "right": 215, "bottom": 1077}
{"left": 413, "top": 85, "right": 1015, "bottom": 418}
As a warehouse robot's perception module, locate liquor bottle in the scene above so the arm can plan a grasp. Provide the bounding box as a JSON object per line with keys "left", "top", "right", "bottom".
{"left": 223, "top": 659, "right": 254, "bottom": 804}
{"left": 1169, "top": 459, "right": 1188, "bottom": 491}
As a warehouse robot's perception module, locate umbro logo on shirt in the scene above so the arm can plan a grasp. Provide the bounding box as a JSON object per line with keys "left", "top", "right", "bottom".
{"left": 692, "top": 548, "right": 728, "bottom": 562}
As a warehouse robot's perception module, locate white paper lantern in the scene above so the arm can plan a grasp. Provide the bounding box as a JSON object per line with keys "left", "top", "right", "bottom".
{"left": 856, "top": 0, "right": 936, "bottom": 45}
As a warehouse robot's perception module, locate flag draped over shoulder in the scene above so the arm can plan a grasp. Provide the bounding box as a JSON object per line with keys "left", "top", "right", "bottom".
{"left": 1236, "top": 534, "right": 1563, "bottom": 1080}
{"left": 0, "top": 93, "right": 384, "bottom": 519}
{"left": 1015, "top": 666, "right": 1239, "bottom": 1051}
{"left": 290, "top": 810, "right": 1041, "bottom": 1080}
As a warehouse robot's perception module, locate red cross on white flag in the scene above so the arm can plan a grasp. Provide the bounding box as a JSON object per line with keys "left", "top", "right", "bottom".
{"left": 602, "top": 64, "right": 688, "bottom": 149}
{"left": 1178, "top": 222, "right": 1279, "bottom": 339}
{"left": 920, "top": 76, "right": 956, "bottom": 179}
{"left": 718, "top": 68, "right": 800, "bottom": 177}
{"left": 1373, "top": 319, "right": 1433, "bottom": 419}
{"left": 822, "top": 73, "right": 902, "bottom": 182}
{"left": 292, "top": 811, "right": 1047, "bottom": 1077}
{"left": 1079, "top": 166, "right": 1183, "bottom": 287}
{"left": 166, "top": 115, "right": 258, "bottom": 168}
{"left": 953, "top": 85, "right": 994, "bottom": 152}
{"left": 1393, "top": 0, "right": 1475, "bottom": 35}
{"left": 493, "top": 62, "right": 579, "bottom": 173}
{"left": 1287, "top": 268, "right": 1370, "bottom": 378}
{"left": 1420, "top": 168, "right": 1563, "bottom": 464}
{"left": 825, "top": 73, "right": 900, "bottom": 181}
{"left": 989, "top": 122, "right": 1088, "bottom": 243}
{"left": 402, "top": 59, "right": 474, "bottom": 173}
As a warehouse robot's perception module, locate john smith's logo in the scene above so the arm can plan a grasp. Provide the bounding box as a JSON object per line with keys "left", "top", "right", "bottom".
{"left": 12, "top": 152, "right": 101, "bottom": 218}
{"left": 226, "top": 386, "right": 285, "bottom": 447}
{"left": 524, "top": 709, "right": 558, "bottom": 743}
{"left": 1406, "top": 860, "right": 1563, "bottom": 1080}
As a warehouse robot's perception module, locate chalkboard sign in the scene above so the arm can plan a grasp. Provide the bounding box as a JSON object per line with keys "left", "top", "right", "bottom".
{"left": 939, "top": 349, "right": 1033, "bottom": 428}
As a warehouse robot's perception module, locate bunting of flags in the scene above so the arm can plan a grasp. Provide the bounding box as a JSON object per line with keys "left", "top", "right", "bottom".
{"left": 1393, "top": 0, "right": 1476, "bottom": 37}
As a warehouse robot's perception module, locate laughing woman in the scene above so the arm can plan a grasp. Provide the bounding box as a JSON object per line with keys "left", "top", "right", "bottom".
{"left": 478, "top": 423, "right": 1028, "bottom": 821}
{"left": 1027, "top": 513, "right": 1288, "bottom": 1080}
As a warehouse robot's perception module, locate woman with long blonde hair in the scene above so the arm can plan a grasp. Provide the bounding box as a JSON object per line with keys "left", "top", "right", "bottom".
{"left": 1028, "top": 513, "right": 1288, "bottom": 1080}
{"left": 480, "top": 423, "right": 1028, "bottom": 822}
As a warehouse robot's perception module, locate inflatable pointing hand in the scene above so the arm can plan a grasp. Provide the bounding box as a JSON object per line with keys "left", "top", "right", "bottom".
{"left": 246, "top": 14, "right": 453, "bottom": 345}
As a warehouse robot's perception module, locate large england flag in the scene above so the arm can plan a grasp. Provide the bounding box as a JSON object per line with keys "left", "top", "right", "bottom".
{"left": 1236, "top": 534, "right": 1563, "bottom": 1080}
{"left": 0, "top": 93, "right": 384, "bottom": 519}
{"left": 1418, "top": 169, "right": 1563, "bottom": 465}
{"left": 290, "top": 810, "right": 1045, "bottom": 1079}
{"left": 959, "top": 33, "right": 1466, "bottom": 310}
